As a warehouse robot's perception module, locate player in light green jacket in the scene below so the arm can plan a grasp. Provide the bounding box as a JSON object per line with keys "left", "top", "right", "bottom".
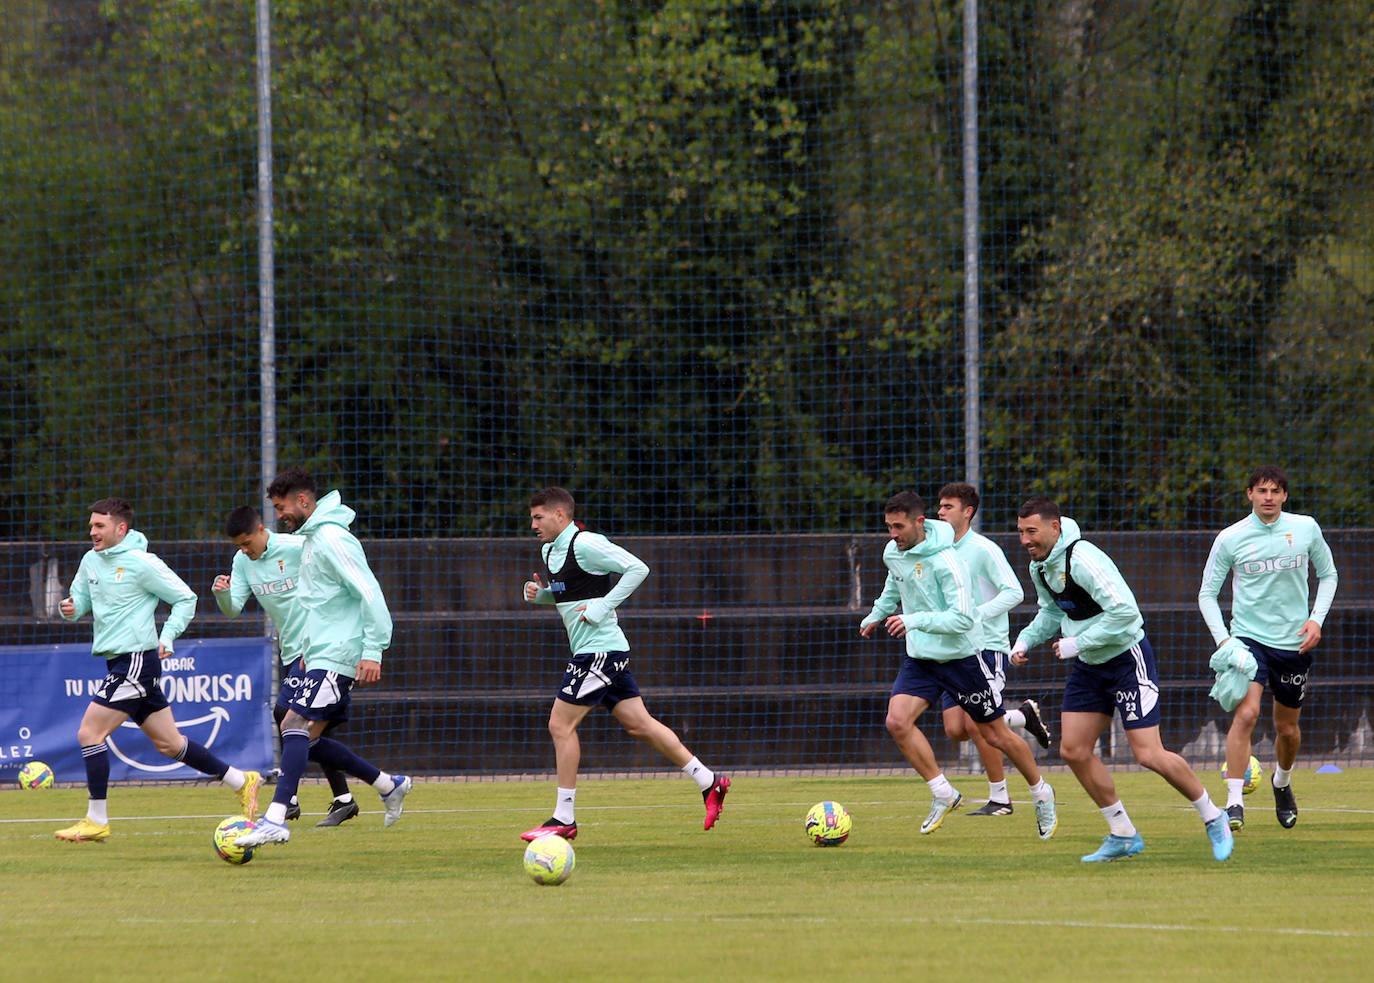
{"left": 212, "top": 506, "right": 355, "bottom": 826}
{"left": 861, "top": 491, "right": 1058, "bottom": 841}
{"left": 236, "top": 470, "right": 410, "bottom": 850}
{"left": 936, "top": 482, "right": 1052, "bottom": 816}
{"left": 1197, "top": 465, "right": 1339, "bottom": 831}
{"left": 54, "top": 498, "right": 260, "bottom": 842}
{"left": 1013, "top": 498, "right": 1232, "bottom": 864}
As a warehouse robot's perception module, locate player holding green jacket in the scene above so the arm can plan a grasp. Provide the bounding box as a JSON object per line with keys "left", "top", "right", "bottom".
{"left": 1197, "top": 466, "right": 1338, "bottom": 831}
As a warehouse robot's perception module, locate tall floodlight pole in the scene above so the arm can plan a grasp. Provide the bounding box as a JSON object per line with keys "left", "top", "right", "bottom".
{"left": 255, "top": 0, "right": 277, "bottom": 522}
{"left": 962, "top": 0, "right": 981, "bottom": 528}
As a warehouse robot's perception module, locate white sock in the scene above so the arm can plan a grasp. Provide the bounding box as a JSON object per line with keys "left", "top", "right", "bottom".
{"left": 1004, "top": 708, "right": 1026, "bottom": 729}
{"left": 682, "top": 756, "right": 715, "bottom": 792}
{"left": 87, "top": 799, "right": 108, "bottom": 825}
{"left": 334, "top": 792, "right": 354, "bottom": 804}
{"left": 988, "top": 779, "right": 1009, "bottom": 803}
{"left": 290, "top": 794, "right": 300, "bottom": 807}
{"left": 372, "top": 771, "right": 395, "bottom": 794}
{"left": 264, "top": 802, "right": 287, "bottom": 825}
{"left": 553, "top": 787, "right": 577, "bottom": 824}
{"left": 927, "top": 773, "right": 956, "bottom": 802}
{"left": 1101, "top": 801, "right": 1136, "bottom": 837}
{"left": 221, "top": 766, "right": 246, "bottom": 791}
{"left": 1273, "top": 765, "right": 1292, "bottom": 789}
{"left": 1226, "top": 778, "right": 1245, "bottom": 807}
{"left": 1028, "top": 779, "right": 1053, "bottom": 803}
{"left": 1191, "top": 790, "right": 1222, "bottom": 824}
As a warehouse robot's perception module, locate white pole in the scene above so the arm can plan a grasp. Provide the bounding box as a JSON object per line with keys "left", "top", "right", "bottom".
{"left": 255, "top": 0, "right": 277, "bottom": 523}
{"left": 962, "top": 0, "right": 981, "bottom": 529}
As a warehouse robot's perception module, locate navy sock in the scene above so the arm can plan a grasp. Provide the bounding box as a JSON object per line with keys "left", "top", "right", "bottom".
{"left": 176, "top": 739, "right": 230, "bottom": 780}
{"left": 275, "top": 729, "right": 311, "bottom": 808}
{"left": 81, "top": 743, "right": 109, "bottom": 799}
{"left": 309, "top": 737, "right": 382, "bottom": 785}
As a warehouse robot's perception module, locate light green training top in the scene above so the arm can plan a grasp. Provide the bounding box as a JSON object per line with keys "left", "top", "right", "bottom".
{"left": 63, "top": 530, "right": 197, "bottom": 656}
{"left": 524, "top": 522, "right": 649, "bottom": 655}
{"left": 1014, "top": 517, "right": 1147, "bottom": 666}
{"left": 952, "top": 529, "right": 1023, "bottom": 653}
{"left": 295, "top": 491, "right": 393, "bottom": 675}
{"left": 1197, "top": 510, "right": 1338, "bottom": 650}
{"left": 213, "top": 530, "right": 307, "bottom": 666}
{"left": 860, "top": 518, "right": 980, "bottom": 663}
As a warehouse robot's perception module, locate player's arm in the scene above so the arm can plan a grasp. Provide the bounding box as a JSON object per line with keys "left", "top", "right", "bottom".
{"left": 140, "top": 556, "right": 198, "bottom": 654}
{"left": 859, "top": 571, "right": 901, "bottom": 637}
{"left": 321, "top": 529, "right": 394, "bottom": 666}
{"left": 977, "top": 543, "right": 1023, "bottom": 621}
{"left": 898, "top": 559, "right": 975, "bottom": 636}
{"left": 1197, "top": 532, "right": 1233, "bottom": 646}
{"left": 1060, "top": 544, "right": 1140, "bottom": 654}
{"left": 61, "top": 557, "right": 92, "bottom": 620}
{"left": 213, "top": 553, "right": 253, "bottom": 618}
{"left": 572, "top": 534, "right": 649, "bottom": 624}
{"left": 1012, "top": 573, "right": 1064, "bottom": 656}
{"left": 1300, "top": 522, "right": 1339, "bottom": 654}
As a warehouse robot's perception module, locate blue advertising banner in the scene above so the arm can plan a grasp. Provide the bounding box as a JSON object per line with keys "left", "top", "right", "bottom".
{"left": 0, "top": 637, "right": 274, "bottom": 784}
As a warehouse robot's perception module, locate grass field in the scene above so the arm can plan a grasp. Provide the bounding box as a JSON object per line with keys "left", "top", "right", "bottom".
{"left": 3, "top": 769, "right": 1372, "bottom": 981}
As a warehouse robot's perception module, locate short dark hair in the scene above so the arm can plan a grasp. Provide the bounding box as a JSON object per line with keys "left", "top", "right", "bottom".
{"left": 267, "top": 468, "right": 317, "bottom": 500}
{"left": 1017, "top": 497, "right": 1061, "bottom": 522}
{"left": 529, "top": 486, "right": 576, "bottom": 515}
{"left": 937, "top": 482, "right": 979, "bottom": 516}
{"left": 1246, "top": 465, "right": 1289, "bottom": 493}
{"left": 224, "top": 506, "right": 262, "bottom": 539}
{"left": 884, "top": 491, "right": 926, "bottom": 518}
{"left": 89, "top": 498, "right": 134, "bottom": 528}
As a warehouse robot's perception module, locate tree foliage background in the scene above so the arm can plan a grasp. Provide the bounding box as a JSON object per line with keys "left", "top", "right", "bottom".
{"left": 2, "top": 0, "right": 1371, "bottom": 539}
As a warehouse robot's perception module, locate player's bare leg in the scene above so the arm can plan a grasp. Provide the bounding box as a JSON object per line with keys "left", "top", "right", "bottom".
{"left": 1271, "top": 700, "right": 1302, "bottom": 828}
{"left": 1059, "top": 711, "right": 1117, "bottom": 806}
{"left": 523, "top": 699, "right": 595, "bottom": 841}
{"left": 612, "top": 697, "right": 731, "bottom": 830}
{"left": 612, "top": 697, "right": 691, "bottom": 767}
{"left": 888, "top": 694, "right": 961, "bottom": 832}
{"left": 973, "top": 714, "right": 1058, "bottom": 838}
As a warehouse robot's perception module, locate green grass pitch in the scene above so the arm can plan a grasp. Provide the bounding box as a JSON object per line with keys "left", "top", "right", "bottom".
{"left": 3, "top": 769, "right": 1372, "bottom": 981}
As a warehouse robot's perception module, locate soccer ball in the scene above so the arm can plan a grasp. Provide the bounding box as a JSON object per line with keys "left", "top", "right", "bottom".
{"left": 805, "top": 800, "right": 852, "bottom": 846}
{"left": 17, "top": 761, "right": 55, "bottom": 789}
{"left": 213, "top": 815, "right": 258, "bottom": 865}
{"left": 1219, "top": 755, "right": 1263, "bottom": 795}
{"left": 523, "top": 834, "right": 575, "bottom": 885}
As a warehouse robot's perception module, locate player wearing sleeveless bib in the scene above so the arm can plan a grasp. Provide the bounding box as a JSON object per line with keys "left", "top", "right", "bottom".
{"left": 519, "top": 487, "right": 730, "bottom": 843}
{"left": 1013, "top": 498, "right": 1232, "bottom": 864}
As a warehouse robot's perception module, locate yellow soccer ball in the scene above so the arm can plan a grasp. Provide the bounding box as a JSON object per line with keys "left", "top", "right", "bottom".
{"left": 1219, "top": 755, "right": 1263, "bottom": 795}
{"left": 213, "top": 815, "right": 258, "bottom": 865}
{"left": 17, "top": 761, "right": 55, "bottom": 789}
{"left": 524, "top": 834, "right": 575, "bottom": 885}
{"left": 805, "top": 800, "right": 852, "bottom": 846}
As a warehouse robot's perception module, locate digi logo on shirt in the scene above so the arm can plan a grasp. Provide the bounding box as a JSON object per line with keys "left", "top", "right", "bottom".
{"left": 1237, "top": 555, "right": 1306, "bottom": 576}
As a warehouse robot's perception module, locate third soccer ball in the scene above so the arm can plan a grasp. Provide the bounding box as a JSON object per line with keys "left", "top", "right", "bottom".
{"left": 213, "top": 815, "right": 258, "bottom": 865}
{"left": 17, "top": 761, "right": 55, "bottom": 789}
{"left": 805, "top": 800, "right": 852, "bottom": 846}
{"left": 524, "top": 834, "right": 575, "bottom": 885}
{"left": 1219, "top": 755, "right": 1263, "bottom": 795}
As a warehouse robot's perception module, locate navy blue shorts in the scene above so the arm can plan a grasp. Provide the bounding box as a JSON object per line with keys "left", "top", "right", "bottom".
{"left": 281, "top": 668, "right": 353, "bottom": 723}
{"left": 1238, "top": 637, "right": 1312, "bottom": 709}
{"left": 939, "top": 651, "right": 1007, "bottom": 712}
{"left": 275, "top": 657, "right": 307, "bottom": 710}
{"left": 890, "top": 653, "right": 1006, "bottom": 722}
{"left": 1062, "top": 637, "right": 1161, "bottom": 729}
{"left": 556, "top": 652, "right": 641, "bottom": 709}
{"left": 92, "top": 650, "right": 170, "bottom": 725}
